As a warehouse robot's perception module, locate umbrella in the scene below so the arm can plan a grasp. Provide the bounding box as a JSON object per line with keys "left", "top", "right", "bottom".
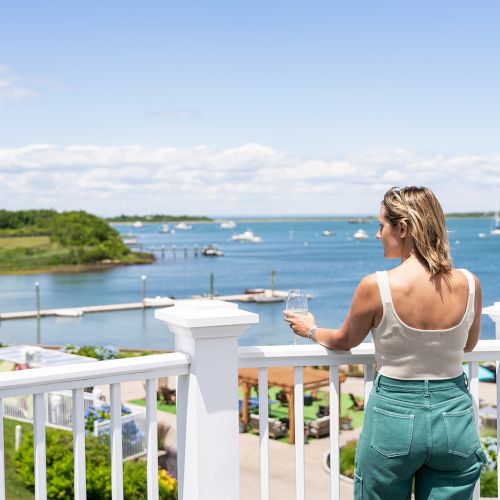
{"left": 463, "top": 364, "right": 495, "bottom": 382}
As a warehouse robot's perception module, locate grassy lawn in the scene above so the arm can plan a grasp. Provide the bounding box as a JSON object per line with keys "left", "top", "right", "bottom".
{"left": 130, "top": 386, "right": 365, "bottom": 429}
{"left": 0, "top": 236, "right": 51, "bottom": 249}
{"left": 3, "top": 418, "right": 34, "bottom": 499}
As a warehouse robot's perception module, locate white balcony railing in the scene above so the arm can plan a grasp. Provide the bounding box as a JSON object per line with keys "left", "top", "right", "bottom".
{"left": 1, "top": 299, "right": 500, "bottom": 500}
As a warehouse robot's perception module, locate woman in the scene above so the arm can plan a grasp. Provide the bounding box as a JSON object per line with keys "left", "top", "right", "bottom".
{"left": 284, "top": 186, "right": 487, "bottom": 499}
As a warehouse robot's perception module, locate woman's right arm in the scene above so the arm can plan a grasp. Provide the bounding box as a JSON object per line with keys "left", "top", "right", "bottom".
{"left": 464, "top": 274, "right": 482, "bottom": 352}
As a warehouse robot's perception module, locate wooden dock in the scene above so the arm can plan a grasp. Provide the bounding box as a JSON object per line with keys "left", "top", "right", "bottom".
{"left": 0, "top": 290, "right": 307, "bottom": 321}
{"left": 0, "top": 297, "right": 175, "bottom": 321}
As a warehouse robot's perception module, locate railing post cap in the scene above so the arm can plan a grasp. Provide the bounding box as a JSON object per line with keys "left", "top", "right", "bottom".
{"left": 482, "top": 303, "right": 500, "bottom": 319}
{"left": 155, "top": 299, "right": 259, "bottom": 330}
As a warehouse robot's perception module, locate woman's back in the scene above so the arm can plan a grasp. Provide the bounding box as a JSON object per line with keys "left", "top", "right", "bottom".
{"left": 382, "top": 266, "right": 470, "bottom": 331}
{"left": 372, "top": 265, "right": 475, "bottom": 380}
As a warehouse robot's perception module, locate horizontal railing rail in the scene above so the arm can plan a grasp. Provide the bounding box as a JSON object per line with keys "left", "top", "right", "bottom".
{"left": 238, "top": 339, "right": 500, "bottom": 367}
{"left": 0, "top": 352, "right": 190, "bottom": 398}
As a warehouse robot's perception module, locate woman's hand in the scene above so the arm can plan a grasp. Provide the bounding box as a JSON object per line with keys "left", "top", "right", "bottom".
{"left": 283, "top": 311, "right": 317, "bottom": 338}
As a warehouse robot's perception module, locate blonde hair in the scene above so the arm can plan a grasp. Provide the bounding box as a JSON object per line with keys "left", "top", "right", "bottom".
{"left": 382, "top": 186, "right": 452, "bottom": 276}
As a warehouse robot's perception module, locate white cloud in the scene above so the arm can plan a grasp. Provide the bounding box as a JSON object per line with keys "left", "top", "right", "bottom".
{"left": 0, "top": 65, "right": 35, "bottom": 105}
{"left": 0, "top": 143, "right": 499, "bottom": 215}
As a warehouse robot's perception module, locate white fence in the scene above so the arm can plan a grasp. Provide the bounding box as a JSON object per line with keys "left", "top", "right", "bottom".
{"left": 2, "top": 390, "right": 94, "bottom": 429}
{"left": 0, "top": 299, "right": 500, "bottom": 500}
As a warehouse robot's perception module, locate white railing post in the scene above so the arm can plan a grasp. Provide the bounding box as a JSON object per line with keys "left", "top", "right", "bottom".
{"left": 156, "top": 300, "right": 258, "bottom": 500}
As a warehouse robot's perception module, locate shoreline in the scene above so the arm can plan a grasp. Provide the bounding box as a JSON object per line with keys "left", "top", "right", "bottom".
{"left": 0, "top": 260, "right": 153, "bottom": 276}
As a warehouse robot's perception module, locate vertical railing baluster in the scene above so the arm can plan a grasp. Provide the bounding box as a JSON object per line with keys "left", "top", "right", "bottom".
{"left": 329, "top": 365, "right": 340, "bottom": 500}
{"left": 110, "top": 383, "right": 123, "bottom": 500}
{"left": 0, "top": 399, "right": 5, "bottom": 500}
{"left": 294, "top": 366, "right": 305, "bottom": 500}
{"left": 469, "top": 362, "right": 480, "bottom": 500}
{"left": 73, "top": 388, "right": 86, "bottom": 500}
{"left": 258, "top": 367, "right": 269, "bottom": 500}
{"left": 33, "top": 393, "right": 47, "bottom": 500}
{"left": 146, "top": 378, "right": 159, "bottom": 499}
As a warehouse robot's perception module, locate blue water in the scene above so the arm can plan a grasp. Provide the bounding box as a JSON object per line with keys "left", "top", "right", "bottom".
{"left": 0, "top": 219, "right": 498, "bottom": 349}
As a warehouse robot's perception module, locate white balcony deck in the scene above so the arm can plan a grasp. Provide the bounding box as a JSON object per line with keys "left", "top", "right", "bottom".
{"left": 1, "top": 300, "right": 499, "bottom": 500}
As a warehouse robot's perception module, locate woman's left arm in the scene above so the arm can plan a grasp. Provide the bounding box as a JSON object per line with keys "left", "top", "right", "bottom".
{"left": 284, "top": 274, "right": 380, "bottom": 350}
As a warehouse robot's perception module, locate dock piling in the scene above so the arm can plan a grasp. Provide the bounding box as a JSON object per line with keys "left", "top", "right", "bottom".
{"left": 209, "top": 272, "right": 214, "bottom": 299}
{"left": 141, "top": 275, "right": 147, "bottom": 307}
{"left": 271, "top": 270, "right": 276, "bottom": 297}
{"left": 35, "top": 282, "right": 40, "bottom": 318}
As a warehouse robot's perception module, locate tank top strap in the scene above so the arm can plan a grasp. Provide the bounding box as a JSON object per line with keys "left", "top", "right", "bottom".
{"left": 458, "top": 268, "right": 476, "bottom": 313}
{"left": 376, "top": 271, "right": 393, "bottom": 305}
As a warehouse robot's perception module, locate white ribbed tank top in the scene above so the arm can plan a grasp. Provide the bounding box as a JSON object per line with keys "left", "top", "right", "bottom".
{"left": 371, "top": 268, "right": 475, "bottom": 380}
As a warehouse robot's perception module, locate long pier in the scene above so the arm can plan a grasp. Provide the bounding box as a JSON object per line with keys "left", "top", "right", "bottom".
{"left": 0, "top": 289, "right": 299, "bottom": 321}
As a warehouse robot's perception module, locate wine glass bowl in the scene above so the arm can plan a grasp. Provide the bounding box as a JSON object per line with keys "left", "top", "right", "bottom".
{"left": 286, "top": 289, "right": 308, "bottom": 344}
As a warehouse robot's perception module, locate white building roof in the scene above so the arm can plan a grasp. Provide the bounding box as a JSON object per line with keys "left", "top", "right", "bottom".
{"left": 0, "top": 345, "right": 95, "bottom": 367}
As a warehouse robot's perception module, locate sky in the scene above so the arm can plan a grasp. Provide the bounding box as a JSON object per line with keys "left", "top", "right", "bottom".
{"left": 0, "top": 1, "right": 499, "bottom": 216}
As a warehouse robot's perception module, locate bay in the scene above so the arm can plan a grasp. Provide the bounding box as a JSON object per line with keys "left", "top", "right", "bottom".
{"left": 0, "top": 218, "right": 498, "bottom": 349}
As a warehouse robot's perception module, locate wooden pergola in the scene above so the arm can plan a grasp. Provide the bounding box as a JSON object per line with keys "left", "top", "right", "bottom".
{"left": 238, "top": 367, "right": 345, "bottom": 444}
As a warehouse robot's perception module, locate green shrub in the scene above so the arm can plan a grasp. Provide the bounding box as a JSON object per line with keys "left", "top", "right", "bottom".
{"left": 480, "top": 470, "right": 497, "bottom": 498}
{"left": 14, "top": 427, "right": 177, "bottom": 499}
{"left": 339, "top": 440, "right": 357, "bottom": 479}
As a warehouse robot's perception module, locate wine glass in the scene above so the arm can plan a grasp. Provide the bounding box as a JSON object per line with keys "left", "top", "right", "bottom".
{"left": 286, "top": 289, "right": 308, "bottom": 345}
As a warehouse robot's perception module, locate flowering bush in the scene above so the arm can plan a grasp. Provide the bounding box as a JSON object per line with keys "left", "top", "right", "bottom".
{"left": 62, "top": 344, "right": 118, "bottom": 360}
{"left": 481, "top": 436, "right": 497, "bottom": 471}
{"left": 15, "top": 427, "right": 177, "bottom": 499}
{"left": 159, "top": 468, "right": 178, "bottom": 498}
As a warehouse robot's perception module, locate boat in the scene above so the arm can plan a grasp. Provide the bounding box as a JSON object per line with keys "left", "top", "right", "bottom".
{"left": 201, "top": 245, "right": 224, "bottom": 257}
{"left": 478, "top": 233, "right": 486, "bottom": 238}
{"left": 244, "top": 288, "right": 265, "bottom": 294}
{"left": 348, "top": 217, "right": 370, "bottom": 224}
{"left": 254, "top": 293, "right": 285, "bottom": 303}
{"left": 132, "top": 221, "right": 143, "bottom": 228}
{"left": 159, "top": 224, "right": 172, "bottom": 234}
{"left": 490, "top": 211, "right": 500, "bottom": 235}
{"left": 122, "top": 237, "right": 138, "bottom": 245}
{"left": 353, "top": 228, "right": 369, "bottom": 240}
{"left": 322, "top": 230, "right": 334, "bottom": 237}
{"left": 220, "top": 220, "right": 237, "bottom": 229}
{"left": 175, "top": 222, "right": 192, "bottom": 230}
{"left": 230, "top": 230, "right": 263, "bottom": 243}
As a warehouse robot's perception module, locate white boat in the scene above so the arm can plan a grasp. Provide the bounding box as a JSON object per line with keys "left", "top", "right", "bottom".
{"left": 254, "top": 293, "right": 285, "bottom": 303}
{"left": 322, "top": 230, "right": 334, "bottom": 236}
{"left": 175, "top": 222, "right": 192, "bottom": 230}
{"left": 132, "top": 221, "right": 143, "bottom": 228}
{"left": 159, "top": 224, "right": 171, "bottom": 233}
{"left": 353, "top": 228, "right": 369, "bottom": 240}
{"left": 490, "top": 211, "right": 500, "bottom": 235}
{"left": 220, "top": 220, "right": 237, "bottom": 229}
{"left": 478, "top": 233, "right": 486, "bottom": 238}
{"left": 122, "top": 237, "right": 138, "bottom": 245}
{"left": 201, "top": 244, "right": 224, "bottom": 257}
{"left": 230, "top": 229, "right": 263, "bottom": 243}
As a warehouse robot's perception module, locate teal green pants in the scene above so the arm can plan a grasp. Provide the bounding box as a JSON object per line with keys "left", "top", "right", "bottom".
{"left": 354, "top": 373, "right": 487, "bottom": 499}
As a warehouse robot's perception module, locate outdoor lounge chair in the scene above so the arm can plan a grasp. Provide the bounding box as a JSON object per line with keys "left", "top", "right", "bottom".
{"left": 307, "top": 415, "right": 330, "bottom": 438}
{"left": 349, "top": 393, "right": 364, "bottom": 411}
{"left": 249, "top": 414, "right": 287, "bottom": 439}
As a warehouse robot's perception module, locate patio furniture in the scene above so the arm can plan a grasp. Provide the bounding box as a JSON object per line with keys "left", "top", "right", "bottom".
{"left": 307, "top": 415, "right": 330, "bottom": 438}
{"left": 249, "top": 414, "right": 287, "bottom": 439}
{"left": 349, "top": 393, "right": 364, "bottom": 411}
